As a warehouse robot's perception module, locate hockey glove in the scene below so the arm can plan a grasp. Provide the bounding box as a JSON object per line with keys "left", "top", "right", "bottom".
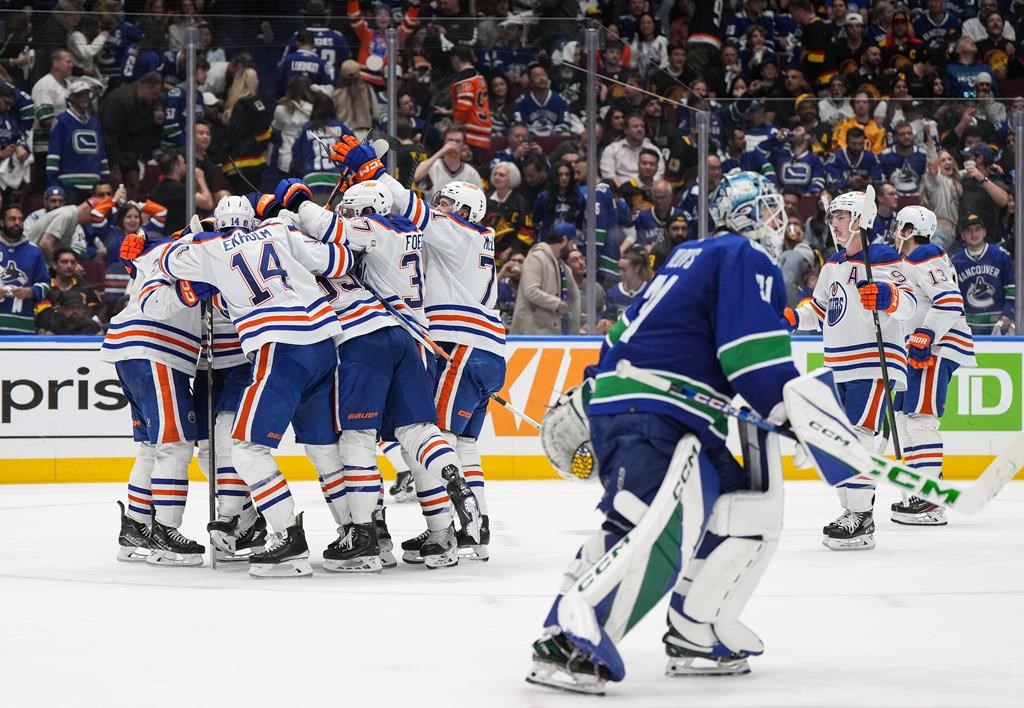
{"left": 119, "top": 231, "right": 146, "bottom": 261}
{"left": 275, "top": 178, "right": 313, "bottom": 210}
{"left": 329, "top": 135, "right": 360, "bottom": 164}
{"left": 330, "top": 136, "right": 384, "bottom": 182}
{"left": 907, "top": 328, "right": 937, "bottom": 369}
{"left": 189, "top": 280, "right": 219, "bottom": 302}
{"left": 857, "top": 280, "right": 899, "bottom": 313}
{"left": 255, "top": 193, "right": 282, "bottom": 220}
{"left": 782, "top": 307, "right": 798, "bottom": 332}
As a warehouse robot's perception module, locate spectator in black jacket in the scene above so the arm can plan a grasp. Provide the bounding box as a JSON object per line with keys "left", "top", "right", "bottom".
{"left": 98, "top": 71, "right": 163, "bottom": 199}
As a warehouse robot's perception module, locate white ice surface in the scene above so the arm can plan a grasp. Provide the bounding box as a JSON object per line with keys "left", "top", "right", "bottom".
{"left": 2, "top": 480, "right": 1022, "bottom": 708}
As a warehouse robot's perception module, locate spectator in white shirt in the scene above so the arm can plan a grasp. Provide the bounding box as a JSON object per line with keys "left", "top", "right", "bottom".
{"left": 599, "top": 113, "right": 665, "bottom": 187}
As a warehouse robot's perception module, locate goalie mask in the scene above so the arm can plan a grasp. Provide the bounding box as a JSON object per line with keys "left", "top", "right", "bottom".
{"left": 709, "top": 171, "right": 786, "bottom": 262}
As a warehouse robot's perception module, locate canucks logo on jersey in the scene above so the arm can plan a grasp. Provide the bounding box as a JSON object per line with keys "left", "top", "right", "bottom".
{"left": 827, "top": 281, "right": 847, "bottom": 326}
{"left": 2, "top": 259, "right": 26, "bottom": 287}
{"left": 965, "top": 277, "right": 996, "bottom": 310}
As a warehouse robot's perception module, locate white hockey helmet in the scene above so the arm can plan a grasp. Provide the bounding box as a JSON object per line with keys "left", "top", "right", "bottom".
{"left": 214, "top": 195, "right": 255, "bottom": 231}
{"left": 432, "top": 181, "right": 487, "bottom": 223}
{"left": 708, "top": 171, "right": 787, "bottom": 261}
{"left": 338, "top": 180, "right": 393, "bottom": 218}
{"left": 894, "top": 205, "right": 937, "bottom": 252}
{"left": 826, "top": 190, "right": 865, "bottom": 249}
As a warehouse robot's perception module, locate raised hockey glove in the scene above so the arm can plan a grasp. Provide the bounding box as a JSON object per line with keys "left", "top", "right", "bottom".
{"left": 857, "top": 280, "right": 899, "bottom": 313}
{"left": 329, "top": 135, "right": 360, "bottom": 163}
{"left": 254, "top": 193, "right": 282, "bottom": 219}
{"left": 119, "top": 231, "right": 146, "bottom": 261}
{"left": 275, "top": 178, "right": 313, "bottom": 210}
{"left": 907, "top": 328, "right": 937, "bottom": 369}
{"left": 330, "top": 136, "right": 384, "bottom": 182}
{"left": 782, "top": 307, "right": 798, "bottom": 332}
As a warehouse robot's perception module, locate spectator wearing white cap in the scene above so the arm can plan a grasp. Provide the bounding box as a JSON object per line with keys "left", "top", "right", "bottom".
{"left": 46, "top": 79, "right": 109, "bottom": 204}
{"left": 832, "top": 13, "right": 867, "bottom": 71}
{"left": 972, "top": 72, "right": 1006, "bottom": 126}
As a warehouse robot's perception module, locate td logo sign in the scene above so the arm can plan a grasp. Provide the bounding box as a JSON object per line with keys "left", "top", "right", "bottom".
{"left": 804, "top": 352, "right": 1022, "bottom": 432}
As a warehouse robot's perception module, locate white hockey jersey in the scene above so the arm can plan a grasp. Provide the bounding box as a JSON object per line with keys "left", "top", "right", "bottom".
{"left": 100, "top": 240, "right": 202, "bottom": 375}
{"left": 197, "top": 306, "right": 247, "bottom": 370}
{"left": 796, "top": 243, "right": 917, "bottom": 388}
{"left": 296, "top": 202, "right": 426, "bottom": 343}
{"left": 902, "top": 243, "right": 976, "bottom": 368}
{"left": 156, "top": 221, "right": 349, "bottom": 355}
{"left": 381, "top": 174, "right": 506, "bottom": 356}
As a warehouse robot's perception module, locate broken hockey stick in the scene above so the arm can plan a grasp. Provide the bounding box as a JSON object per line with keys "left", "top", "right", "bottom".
{"left": 857, "top": 185, "right": 903, "bottom": 460}
{"left": 348, "top": 271, "right": 542, "bottom": 430}
{"left": 614, "top": 360, "right": 1023, "bottom": 514}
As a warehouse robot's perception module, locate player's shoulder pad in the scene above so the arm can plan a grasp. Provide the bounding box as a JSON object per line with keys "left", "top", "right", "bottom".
{"left": 446, "top": 211, "right": 490, "bottom": 234}
{"left": 190, "top": 229, "right": 224, "bottom": 244}
{"left": 825, "top": 250, "right": 845, "bottom": 265}
{"left": 865, "top": 242, "right": 902, "bottom": 266}
{"left": 376, "top": 213, "right": 417, "bottom": 233}
{"left": 905, "top": 243, "right": 944, "bottom": 265}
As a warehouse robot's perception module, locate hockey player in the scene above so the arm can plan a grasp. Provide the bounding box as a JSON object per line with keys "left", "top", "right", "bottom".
{"left": 284, "top": 170, "right": 480, "bottom": 571}
{"left": 527, "top": 172, "right": 798, "bottom": 693}
{"left": 790, "top": 191, "right": 917, "bottom": 550}
{"left": 102, "top": 226, "right": 205, "bottom": 566}
{"left": 889, "top": 205, "right": 976, "bottom": 526}
{"left": 332, "top": 135, "right": 503, "bottom": 562}
{"left": 125, "top": 193, "right": 351, "bottom": 578}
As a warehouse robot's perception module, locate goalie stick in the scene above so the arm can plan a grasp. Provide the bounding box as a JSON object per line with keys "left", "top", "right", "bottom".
{"left": 614, "top": 360, "right": 1023, "bottom": 514}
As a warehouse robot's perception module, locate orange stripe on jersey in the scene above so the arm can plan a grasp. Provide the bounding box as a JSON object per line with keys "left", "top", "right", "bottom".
{"left": 428, "top": 313, "right": 505, "bottom": 335}
{"left": 309, "top": 304, "right": 336, "bottom": 321}
{"left": 435, "top": 346, "right": 468, "bottom": 423}
{"left": 863, "top": 379, "right": 885, "bottom": 430}
{"left": 236, "top": 312, "right": 315, "bottom": 333}
{"left": 105, "top": 328, "right": 201, "bottom": 354}
{"left": 340, "top": 302, "right": 386, "bottom": 322}
{"left": 154, "top": 364, "right": 181, "bottom": 443}
{"left": 234, "top": 343, "right": 271, "bottom": 439}
{"left": 941, "top": 334, "right": 973, "bottom": 348}
{"left": 825, "top": 351, "right": 907, "bottom": 366}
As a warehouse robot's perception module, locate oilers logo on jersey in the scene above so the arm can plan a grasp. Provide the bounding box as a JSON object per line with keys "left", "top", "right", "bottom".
{"left": 827, "top": 281, "right": 847, "bottom": 326}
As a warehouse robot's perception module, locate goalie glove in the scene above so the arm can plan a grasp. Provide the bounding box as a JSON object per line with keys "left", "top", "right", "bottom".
{"left": 907, "top": 328, "right": 937, "bottom": 369}
{"left": 856, "top": 280, "right": 899, "bottom": 313}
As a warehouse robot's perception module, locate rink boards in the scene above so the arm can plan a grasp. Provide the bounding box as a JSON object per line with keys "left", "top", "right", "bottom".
{"left": 1, "top": 335, "right": 1022, "bottom": 483}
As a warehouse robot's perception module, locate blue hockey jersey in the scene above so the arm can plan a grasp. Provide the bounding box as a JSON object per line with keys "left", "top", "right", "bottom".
{"left": 162, "top": 86, "right": 205, "bottom": 148}
{"left": 578, "top": 182, "right": 630, "bottom": 278}
{"left": 826, "top": 148, "right": 883, "bottom": 191}
{"left": 589, "top": 235, "right": 798, "bottom": 444}
{"left": 278, "top": 49, "right": 332, "bottom": 96}
{"left": 721, "top": 149, "right": 774, "bottom": 180}
{"left": 759, "top": 138, "right": 825, "bottom": 194}
{"left": 512, "top": 91, "right": 573, "bottom": 136}
{"left": 913, "top": 12, "right": 960, "bottom": 52}
{"left": 952, "top": 243, "right": 1016, "bottom": 334}
{"left": 45, "top": 110, "right": 110, "bottom": 194}
{"left": 1, "top": 80, "right": 35, "bottom": 134}
{"left": 878, "top": 146, "right": 927, "bottom": 196}
{"left": 725, "top": 10, "right": 776, "bottom": 49}
{"left": 291, "top": 119, "right": 355, "bottom": 195}
{"left": 96, "top": 22, "right": 144, "bottom": 84}
{"left": 634, "top": 206, "right": 684, "bottom": 249}
{"left": 121, "top": 45, "right": 165, "bottom": 82}
{"left": 285, "top": 28, "right": 351, "bottom": 83}
{"left": 0, "top": 238, "right": 50, "bottom": 335}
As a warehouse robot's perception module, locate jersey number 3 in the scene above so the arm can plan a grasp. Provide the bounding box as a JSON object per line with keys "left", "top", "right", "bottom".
{"left": 230, "top": 242, "right": 292, "bottom": 305}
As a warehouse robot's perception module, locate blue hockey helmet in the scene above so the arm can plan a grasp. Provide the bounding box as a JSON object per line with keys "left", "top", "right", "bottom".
{"left": 709, "top": 171, "right": 787, "bottom": 261}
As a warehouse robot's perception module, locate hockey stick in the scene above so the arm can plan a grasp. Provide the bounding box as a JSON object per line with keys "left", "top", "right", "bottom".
{"left": 204, "top": 303, "right": 217, "bottom": 570}
{"left": 309, "top": 133, "right": 390, "bottom": 208}
{"left": 857, "top": 185, "right": 902, "bottom": 460}
{"left": 614, "top": 360, "right": 1023, "bottom": 514}
{"left": 348, "top": 271, "right": 542, "bottom": 430}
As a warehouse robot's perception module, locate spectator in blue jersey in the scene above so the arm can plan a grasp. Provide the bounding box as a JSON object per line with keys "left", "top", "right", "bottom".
{"left": 879, "top": 121, "right": 927, "bottom": 196}
{"left": 914, "top": 0, "right": 961, "bottom": 54}
{"left": 825, "top": 126, "right": 883, "bottom": 191}
{"left": 285, "top": 19, "right": 351, "bottom": 85}
{"left": 627, "top": 180, "right": 684, "bottom": 253}
{"left": 726, "top": 0, "right": 776, "bottom": 50}
{"left": 277, "top": 30, "right": 333, "bottom": 98}
{"left": 866, "top": 181, "right": 899, "bottom": 244}
{"left": 533, "top": 160, "right": 580, "bottom": 239}
{"left": 943, "top": 37, "right": 993, "bottom": 98}
{"left": 292, "top": 93, "right": 355, "bottom": 201}
{"left": 603, "top": 250, "right": 652, "bottom": 322}
{"left": 0, "top": 84, "right": 31, "bottom": 190}
{"left": 616, "top": 0, "right": 645, "bottom": 44}
{"left": 952, "top": 212, "right": 1015, "bottom": 335}
{"left": 46, "top": 79, "right": 110, "bottom": 204}
{"left": 760, "top": 126, "right": 825, "bottom": 195}
{"left": 161, "top": 57, "right": 209, "bottom": 149}
{"left": 512, "top": 64, "right": 576, "bottom": 137}
{"left": 0, "top": 205, "right": 49, "bottom": 335}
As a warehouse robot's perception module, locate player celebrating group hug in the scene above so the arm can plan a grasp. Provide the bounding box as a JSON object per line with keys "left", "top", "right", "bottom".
{"left": 103, "top": 135, "right": 503, "bottom": 577}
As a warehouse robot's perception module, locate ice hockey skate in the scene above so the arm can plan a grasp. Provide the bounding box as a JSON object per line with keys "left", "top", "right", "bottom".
{"left": 442, "top": 465, "right": 482, "bottom": 544}
{"left": 116, "top": 500, "right": 151, "bottom": 562}
{"left": 206, "top": 510, "right": 268, "bottom": 561}
{"left": 823, "top": 510, "right": 876, "bottom": 550}
{"left": 891, "top": 496, "right": 948, "bottom": 526}
{"left": 147, "top": 519, "right": 205, "bottom": 567}
{"left": 248, "top": 513, "right": 313, "bottom": 578}
{"left": 663, "top": 626, "right": 752, "bottom": 677}
{"left": 457, "top": 514, "right": 490, "bottom": 561}
{"left": 322, "top": 522, "right": 382, "bottom": 573}
{"left": 421, "top": 523, "right": 459, "bottom": 568}
{"left": 373, "top": 508, "right": 397, "bottom": 568}
{"left": 401, "top": 529, "right": 428, "bottom": 564}
{"left": 388, "top": 470, "right": 416, "bottom": 503}
{"left": 526, "top": 632, "right": 612, "bottom": 696}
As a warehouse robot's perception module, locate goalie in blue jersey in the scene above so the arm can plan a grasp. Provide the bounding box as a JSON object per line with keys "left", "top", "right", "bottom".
{"left": 527, "top": 172, "right": 802, "bottom": 694}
